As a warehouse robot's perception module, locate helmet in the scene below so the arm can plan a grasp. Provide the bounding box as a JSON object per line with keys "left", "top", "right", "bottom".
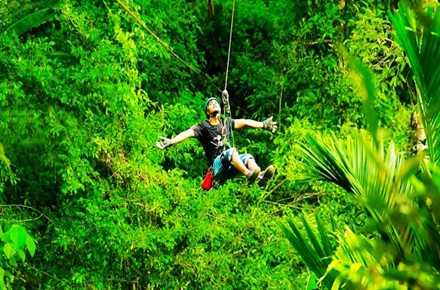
{"left": 204, "top": 97, "right": 219, "bottom": 112}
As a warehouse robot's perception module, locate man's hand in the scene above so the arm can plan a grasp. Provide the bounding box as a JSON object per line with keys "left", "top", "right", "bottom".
{"left": 262, "top": 116, "right": 278, "bottom": 133}
{"left": 156, "top": 137, "right": 173, "bottom": 149}
{"left": 222, "top": 89, "right": 229, "bottom": 99}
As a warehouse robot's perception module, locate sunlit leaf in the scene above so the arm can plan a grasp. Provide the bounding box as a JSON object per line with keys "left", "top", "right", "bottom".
{"left": 3, "top": 243, "right": 16, "bottom": 259}
{"left": 9, "top": 225, "right": 28, "bottom": 249}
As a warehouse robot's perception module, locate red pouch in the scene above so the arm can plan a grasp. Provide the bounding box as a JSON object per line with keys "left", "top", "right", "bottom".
{"left": 201, "top": 169, "right": 214, "bottom": 191}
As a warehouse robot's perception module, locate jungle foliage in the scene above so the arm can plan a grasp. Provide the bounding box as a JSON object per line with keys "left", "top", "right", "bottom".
{"left": 0, "top": 0, "right": 437, "bottom": 289}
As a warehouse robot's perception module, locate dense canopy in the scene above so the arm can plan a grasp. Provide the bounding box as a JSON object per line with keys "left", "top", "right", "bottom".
{"left": 1, "top": 0, "right": 440, "bottom": 289}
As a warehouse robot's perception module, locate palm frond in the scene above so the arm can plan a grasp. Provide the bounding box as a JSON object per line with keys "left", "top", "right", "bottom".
{"left": 348, "top": 57, "right": 379, "bottom": 145}
{"left": 283, "top": 219, "right": 322, "bottom": 274}
{"left": 301, "top": 132, "right": 410, "bottom": 199}
{"left": 316, "top": 214, "right": 334, "bottom": 258}
{"left": 326, "top": 229, "right": 400, "bottom": 289}
{"left": 300, "top": 132, "right": 427, "bottom": 255}
{"left": 390, "top": 4, "right": 440, "bottom": 165}
{"left": 301, "top": 215, "right": 326, "bottom": 259}
{"left": 301, "top": 134, "right": 352, "bottom": 193}
{"left": 282, "top": 214, "right": 337, "bottom": 289}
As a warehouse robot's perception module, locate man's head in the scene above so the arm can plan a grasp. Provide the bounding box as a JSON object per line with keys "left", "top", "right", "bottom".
{"left": 205, "top": 97, "right": 221, "bottom": 118}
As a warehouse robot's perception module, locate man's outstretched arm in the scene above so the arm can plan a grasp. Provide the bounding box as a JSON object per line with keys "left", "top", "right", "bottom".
{"left": 156, "top": 128, "right": 195, "bottom": 149}
{"left": 234, "top": 117, "right": 277, "bottom": 133}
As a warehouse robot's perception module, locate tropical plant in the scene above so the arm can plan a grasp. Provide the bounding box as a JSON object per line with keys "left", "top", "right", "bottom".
{"left": 283, "top": 2, "right": 440, "bottom": 289}
{"left": 282, "top": 214, "right": 337, "bottom": 289}
{"left": 390, "top": 2, "right": 440, "bottom": 164}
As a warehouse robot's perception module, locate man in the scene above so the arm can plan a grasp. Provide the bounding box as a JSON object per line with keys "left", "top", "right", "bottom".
{"left": 156, "top": 90, "right": 277, "bottom": 186}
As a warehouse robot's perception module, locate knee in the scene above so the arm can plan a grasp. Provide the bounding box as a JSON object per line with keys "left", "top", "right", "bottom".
{"left": 249, "top": 163, "right": 261, "bottom": 172}
{"left": 230, "top": 147, "right": 238, "bottom": 157}
{"left": 224, "top": 147, "right": 238, "bottom": 164}
{"left": 246, "top": 156, "right": 260, "bottom": 170}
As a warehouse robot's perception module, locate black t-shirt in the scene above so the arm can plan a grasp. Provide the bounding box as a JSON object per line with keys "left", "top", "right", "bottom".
{"left": 192, "top": 118, "right": 235, "bottom": 166}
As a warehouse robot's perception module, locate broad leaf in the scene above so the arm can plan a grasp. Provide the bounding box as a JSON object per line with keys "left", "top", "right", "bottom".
{"left": 26, "top": 236, "right": 36, "bottom": 257}
{"left": 9, "top": 225, "right": 28, "bottom": 249}
{"left": 3, "top": 243, "right": 16, "bottom": 259}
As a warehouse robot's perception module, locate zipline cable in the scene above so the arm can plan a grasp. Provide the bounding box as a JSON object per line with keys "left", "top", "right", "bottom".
{"left": 222, "top": 0, "right": 236, "bottom": 147}
{"left": 224, "top": 0, "right": 236, "bottom": 91}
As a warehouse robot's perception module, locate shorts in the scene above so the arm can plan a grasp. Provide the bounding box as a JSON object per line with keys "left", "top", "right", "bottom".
{"left": 212, "top": 148, "right": 254, "bottom": 181}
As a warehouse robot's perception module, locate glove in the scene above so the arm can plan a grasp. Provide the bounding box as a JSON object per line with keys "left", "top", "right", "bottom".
{"left": 262, "top": 116, "right": 277, "bottom": 133}
{"left": 221, "top": 89, "right": 229, "bottom": 104}
{"left": 156, "top": 137, "right": 173, "bottom": 149}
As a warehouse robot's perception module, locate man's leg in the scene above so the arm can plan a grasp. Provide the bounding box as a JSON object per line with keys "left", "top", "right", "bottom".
{"left": 240, "top": 153, "right": 275, "bottom": 185}
{"left": 229, "top": 148, "right": 251, "bottom": 176}
{"left": 246, "top": 158, "right": 261, "bottom": 172}
{"left": 230, "top": 150, "right": 261, "bottom": 183}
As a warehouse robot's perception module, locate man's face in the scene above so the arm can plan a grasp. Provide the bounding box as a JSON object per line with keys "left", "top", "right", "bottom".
{"left": 206, "top": 100, "right": 221, "bottom": 117}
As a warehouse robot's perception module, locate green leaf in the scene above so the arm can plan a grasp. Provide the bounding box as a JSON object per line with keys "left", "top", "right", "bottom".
{"left": 306, "top": 272, "right": 318, "bottom": 290}
{"left": 3, "top": 243, "right": 16, "bottom": 259}
{"left": 316, "top": 214, "right": 334, "bottom": 257}
{"left": 301, "top": 215, "right": 325, "bottom": 261}
{"left": 9, "top": 225, "right": 28, "bottom": 249}
{"left": 17, "top": 249, "right": 26, "bottom": 262}
{"left": 0, "top": 267, "right": 5, "bottom": 290}
{"left": 349, "top": 57, "right": 379, "bottom": 146}
{"left": 26, "top": 236, "right": 36, "bottom": 257}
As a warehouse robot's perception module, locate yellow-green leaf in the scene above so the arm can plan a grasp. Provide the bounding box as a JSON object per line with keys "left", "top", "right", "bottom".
{"left": 3, "top": 243, "right": 16, "bottom": 259}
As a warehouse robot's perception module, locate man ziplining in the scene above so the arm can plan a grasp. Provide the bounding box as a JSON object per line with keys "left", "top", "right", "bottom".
{"left": 120, "top": 0, "right": 274, "bottom": 190}
{"left": 156, "top": 90, "right": 277, "bottom": 189}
